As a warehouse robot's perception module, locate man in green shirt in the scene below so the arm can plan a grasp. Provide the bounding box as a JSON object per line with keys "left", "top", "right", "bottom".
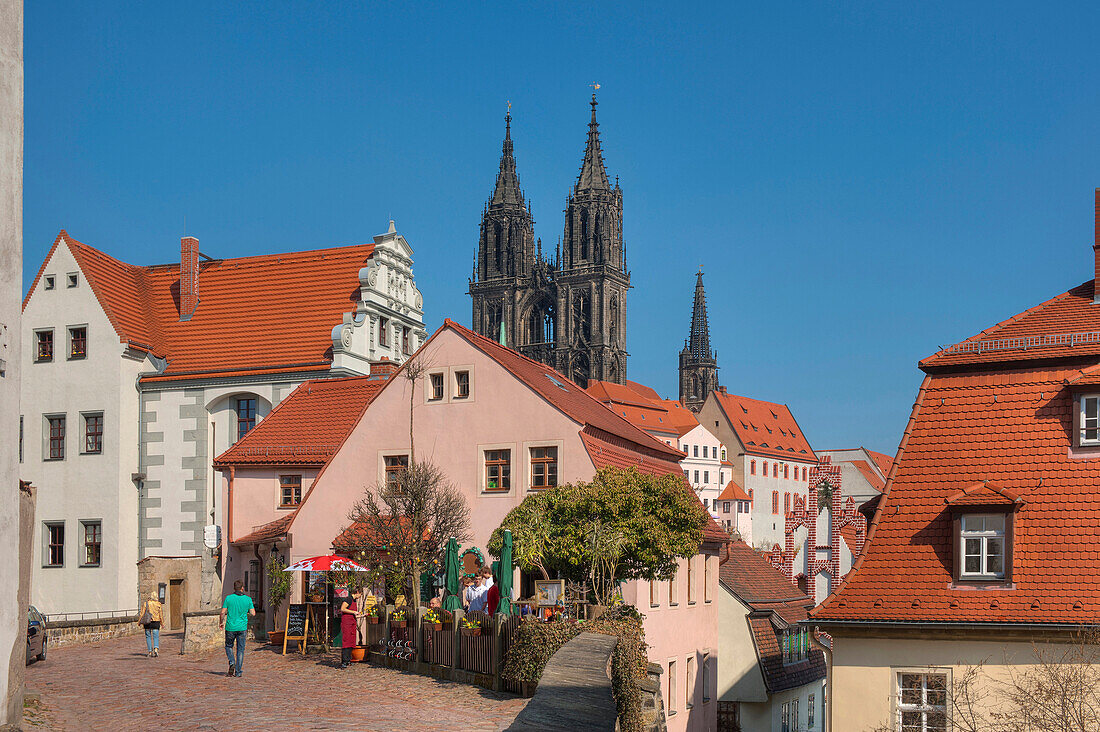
{"left": 220, "top": 579, "right": 256, "bottom": 677}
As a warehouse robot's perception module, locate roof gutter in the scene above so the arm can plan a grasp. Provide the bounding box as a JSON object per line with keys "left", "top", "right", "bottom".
{"left": 808, "top": 618, "right": 1100, "bottom": 632}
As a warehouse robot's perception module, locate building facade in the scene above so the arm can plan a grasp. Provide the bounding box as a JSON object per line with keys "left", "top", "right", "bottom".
{"left": 20, "top": 224, "right": 425, "bottom": 615}
{"left": 813, "top": 191, "right": 1100, "bottom": 731}
{"left": 679, "top": 271, "right": 719, "bottom": 412}
{"left": 469, "top": 97, "right": 629, "bottom": 387}
{"left": 699, "top": 389, "right": 817, "bottom": 550}
{"left": 218, "top": 320, "right": 726, "bottom": 732}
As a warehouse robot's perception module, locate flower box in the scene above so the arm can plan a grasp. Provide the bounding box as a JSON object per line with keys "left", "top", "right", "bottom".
{"left": 391, "top": 620, "right": 407, "bottom": 629}
{"left": 461, "top": 627, "right": 481, "bottom": 637}
{"left": 425, "top": 622, "right": 443, "bottom": 632}
{"left": 367, "top": 616, "right": 379, "bottom": 624}
{"left": 268, "top": 630, "right": 285, "bottom": 645}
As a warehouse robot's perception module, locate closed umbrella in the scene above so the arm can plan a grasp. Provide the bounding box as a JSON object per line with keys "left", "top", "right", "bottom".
{"left": 442, "top": 537, "right": 462, "bottom": 611}
{"left": 497, "top": 529, "right": 514, "bottom": 616}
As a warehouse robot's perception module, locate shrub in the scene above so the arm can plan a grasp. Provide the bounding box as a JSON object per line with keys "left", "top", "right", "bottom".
{"left": 502, "top": 605, "right": 649, "bottom": 732}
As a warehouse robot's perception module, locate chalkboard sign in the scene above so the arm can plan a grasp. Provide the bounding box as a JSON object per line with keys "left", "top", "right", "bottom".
{"left": 282, "top": 603, "right": 309, "bottom": 655}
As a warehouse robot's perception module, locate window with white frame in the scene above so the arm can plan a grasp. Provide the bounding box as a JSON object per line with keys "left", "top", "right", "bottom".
{"left": 896, "top": 671, "right": 948, "bottom": 732}
{"left": 685, "top": 655, "right": 695, "bottom": 709}
{"left": 792, "top": 698, "right": 799, "bottom": 729}
{"left": 1082, "top": 395, "right": 1100, "bottom": 444}
{"left": 428, "top": 372, "right": 444, "bottom": 401}
{"left": 702, "top": 652, "right": 711, "bottom": 701}
{"left": 667, "top": 659, "right": 677, "bottom": 714}
{"left": 781, "top": 701, "right": 790, "bottom": 732}
{"left": 808, "top": 692, "right": 816, "bottom": 727}
{"left": 960, "top": 513, "right": 1005, "bottom": 579}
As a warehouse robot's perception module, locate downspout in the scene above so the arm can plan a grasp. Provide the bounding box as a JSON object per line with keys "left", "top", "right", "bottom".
{"left": 718, "top": 540, "right": 731, "bottom": 566}
{"left": 253, "top": 544, "right": 264, "bottom": 612}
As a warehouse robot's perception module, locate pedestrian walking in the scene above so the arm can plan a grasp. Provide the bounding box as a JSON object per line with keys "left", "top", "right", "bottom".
{"left": 219, "top": 580, "right": 255, "bottom": 678}
{"left": 139, "top": 591, "right": 163, "bottom": 657}
{"left": 336, "top": 587, "right": 362, "bottom": 669}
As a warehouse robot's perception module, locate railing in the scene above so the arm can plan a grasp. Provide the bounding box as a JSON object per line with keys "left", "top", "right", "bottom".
{"left": 48, "top": 608, "right": 137, "bottom": 622}
{"left": 940, "top": 330, "right": 1100, "bottom": 356}
{"left": 366, "top": 603, "right": 528, "bottom": 694}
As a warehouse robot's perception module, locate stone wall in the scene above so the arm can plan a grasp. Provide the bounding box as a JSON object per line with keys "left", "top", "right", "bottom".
{"left": 47, "top": 616, "right": 141, "bottom": 648}
{"left": 181, "top": 610, "right": 223, "bottom": 655}
{"left": 136, "top": 555, "right": 203, "bottom": 631}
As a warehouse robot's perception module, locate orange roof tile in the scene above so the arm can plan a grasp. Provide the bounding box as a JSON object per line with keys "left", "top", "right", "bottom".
{"left": 850, "top": 460, "right": 885, "bottom": 492}
{"left": 712, "top": 391, "right": 816, "bottom": 461}
{"left": 28, "top": 231, "right": 375, "bottom": 380}
{"left": 944, "top": 481, "right": 1023, "bottom": 507}
{"left": 922, "top": 280, "right": 1100, "bottom": 368}
{"left": 232, "top": 513, "right": 294, "bottom": 546}
{"left": 815, "top": 362, "right": 1100, "bottom": 626}
{"left": 215, "top": 376, "right": 387, "bottom": 466}
{"left": 586, "top": 379, "right": 700, "bottom": 439}
{"left": 865, "top": 448, "right": 895, "bottom": 478}
{"left": 446, "top": 322, "right": 684, "bottom": 463}
{"left": 718, "top": 479, "right": 750, "bottom": 501}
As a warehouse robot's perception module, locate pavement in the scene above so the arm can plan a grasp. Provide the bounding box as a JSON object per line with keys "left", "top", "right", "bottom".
{"left": 24, "top": 632, "right": 527, "bottom": 731}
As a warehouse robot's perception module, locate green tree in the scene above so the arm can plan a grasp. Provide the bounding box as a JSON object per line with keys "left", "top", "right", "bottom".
{"left": 489, "top": 467, "right": 707, "bottom": 603}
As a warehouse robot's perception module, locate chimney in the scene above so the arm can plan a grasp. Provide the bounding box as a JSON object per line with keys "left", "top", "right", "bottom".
{"left": 180, "top": 236, "right": 199, "bottom": 320}
{"left": 1095, "top": 189, "right": 1100, "bottom": 303}
{"left": 370, "top": 358, "right": 398, "bottom": 380}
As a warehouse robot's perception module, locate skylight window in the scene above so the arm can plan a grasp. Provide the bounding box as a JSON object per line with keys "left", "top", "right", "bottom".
{"left": 545, "top": 374, "right": 569, "bottom": 391}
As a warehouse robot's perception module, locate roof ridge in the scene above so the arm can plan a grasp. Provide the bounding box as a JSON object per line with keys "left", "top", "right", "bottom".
{"left": 137, "top": 241, "right": 376, "bottom": 273}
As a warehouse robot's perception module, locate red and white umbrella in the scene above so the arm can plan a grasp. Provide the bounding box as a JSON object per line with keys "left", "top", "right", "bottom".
{"left": 283, "top": 555, "right": 370, "bottom": 572}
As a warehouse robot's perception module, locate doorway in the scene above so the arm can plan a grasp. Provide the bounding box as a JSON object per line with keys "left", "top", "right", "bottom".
{"left": 169, "top": 579, "right": 185, "bottom": 630}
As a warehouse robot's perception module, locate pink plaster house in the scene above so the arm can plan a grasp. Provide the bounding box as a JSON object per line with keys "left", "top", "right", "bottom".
{"left": 216, "top": 319, "right": 726, "bottom": 731}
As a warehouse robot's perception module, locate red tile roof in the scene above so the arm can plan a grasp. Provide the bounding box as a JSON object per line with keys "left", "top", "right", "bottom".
{"left": 586, "top": 380, "right": 699, "bottom": 439}
{"left": 446, "top": 321, "right": 685, "bottom": 463}
{"left": 719, "top": 541, "right": 807, "bottom": 605}
{"left": 815, "top": 362, "right": 1100, "bottom": 625}
{"left": 720, "top": 541, "right": 825, "bottom": 692}
{"left": 232, "top": 513, "right": 294, "bottom": 546}
{"left": 711, "top": 391, "right": 816, "bottom": 461}
{"left": 866, "top": 449, "right": 895, "bottom": 478}
{"left": 850, "top": 460, "right": 885, "bottom": 492}
{"left": 921, "top": 280, "right": 1100, "bottom": 368}
{"left": 580, "top": 426, "right": 728, "bottom": 545}
{"left": 944, "top": 481, "right": 1023, "bottom": 507}
{"left": 332, "top": 517, "right": 426, "bottom": 552}
{"left": 215, "top": 376, "right": 387, "bottom": 466}
{"left": 26, "top": 231, "right": 375, "bottom": 380}
{"left": 718, "top": 479, "right": 750, "bottom": 502}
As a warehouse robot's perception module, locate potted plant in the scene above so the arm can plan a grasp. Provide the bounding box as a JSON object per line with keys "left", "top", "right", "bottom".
{"left": 363, "top": 605, "right": 380, "bottom": 624}
{"left": 350, "top": 645, "right": 367, "bottom": 663}
{"left": 390, "top": 607, "right": 408, "bottom": 629}
{"left": 266, "top": 554, "right": 293, "bottom": 645}
{"left": 423, "top": 608, "right": 444, "bottom": 632}
{"left": 461, "top": 615, "right": 482, "bottom": 637}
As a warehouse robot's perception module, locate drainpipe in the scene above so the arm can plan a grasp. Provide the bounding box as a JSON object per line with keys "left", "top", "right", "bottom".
{"left": 718, "top": 540, "right": 731, "bottom": 566}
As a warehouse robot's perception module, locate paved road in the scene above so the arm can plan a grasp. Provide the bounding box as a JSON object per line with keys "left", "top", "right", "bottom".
{"left": 24, "top": 632, "right": 527, "bottom": 731}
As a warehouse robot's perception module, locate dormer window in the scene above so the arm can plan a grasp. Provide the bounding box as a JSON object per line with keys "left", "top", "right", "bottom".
{"left": 1081, "top": 395, "right": 1100, "bottom": 445}
{"left": 959, "top": 514, "right": 1005, "bottom": 579}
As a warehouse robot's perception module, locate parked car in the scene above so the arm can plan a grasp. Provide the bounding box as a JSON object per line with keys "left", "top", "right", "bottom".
{"left": 27, "top": 606, "right": 46, "bottom": 664}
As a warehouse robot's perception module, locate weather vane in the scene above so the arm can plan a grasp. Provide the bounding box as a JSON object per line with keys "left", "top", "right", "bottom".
{"left": 507, "top": 100, "right": 511, "bottom": 113}
{"left": 590, "top": 82, "right": 601, "bottom": 91}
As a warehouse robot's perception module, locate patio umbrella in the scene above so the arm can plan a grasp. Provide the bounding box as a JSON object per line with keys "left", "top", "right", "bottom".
{"left": 497, "top": 529, "right": 514, "bottom": 615}
{"left": 442, "top": 537, "right": 462, "bottom": 611}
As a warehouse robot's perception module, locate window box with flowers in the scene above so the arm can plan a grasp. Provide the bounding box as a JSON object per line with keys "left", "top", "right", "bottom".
{"left": 461, "top": 616, "right": 482, "bottom": 637}
{"left": 390, "top": 607, "right": 408, "bottom": 629}
{"left": 363, "top": 605, "right": 380, "bottom": 624}
{"left": 424, "top": 608, "right": 445, "bottom": 632}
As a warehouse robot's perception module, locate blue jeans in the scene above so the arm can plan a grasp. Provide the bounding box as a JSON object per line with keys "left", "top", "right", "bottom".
{"left": 224, "top": 630, "right": 246, "bottom": 674}
{"left": 145, "top": 627, "right": 159, "bottom": 651}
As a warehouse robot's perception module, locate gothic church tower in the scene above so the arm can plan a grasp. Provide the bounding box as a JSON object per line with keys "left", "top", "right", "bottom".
{"left": 469, "top": 112, "right": 557, "bottom": 365}
{"left": 679, "top": 270, "right": 719, "bottom": 411}
{"left": 554, "top": 95, "right": 630, "bottom": 386}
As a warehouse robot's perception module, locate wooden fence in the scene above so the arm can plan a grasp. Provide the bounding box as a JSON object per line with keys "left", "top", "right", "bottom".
{"left": 365, "top": 604, "right": 531, "bottom": 694}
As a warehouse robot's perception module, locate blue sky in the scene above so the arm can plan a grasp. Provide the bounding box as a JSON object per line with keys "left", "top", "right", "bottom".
{"left": 24, "top": 2, "right": 1100, "bottom": 454}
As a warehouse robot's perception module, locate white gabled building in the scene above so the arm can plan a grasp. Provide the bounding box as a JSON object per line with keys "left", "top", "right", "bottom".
{"left": 20, "top": 222, "right": 426, "bottom": 618}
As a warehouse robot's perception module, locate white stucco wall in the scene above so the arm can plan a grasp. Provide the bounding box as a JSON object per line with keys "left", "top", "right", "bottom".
{"left": 21, "top": 239, "right": 143, "bottom": 614}
{"left": 717, "top": 589, "right": 767, "bottom": 704}
{"left": 0, "top": 0, "right": 22, "bottom": 720}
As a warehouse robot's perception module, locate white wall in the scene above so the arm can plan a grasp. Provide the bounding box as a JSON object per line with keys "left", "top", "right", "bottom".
{"left": 743, "top": 457, "right": 814, "bottom": 550}
{"left": 0, "top": 0, "right": 23, "bottom": 720}
{"left": 21, "top": 239, "right": 143, "bottom": 614}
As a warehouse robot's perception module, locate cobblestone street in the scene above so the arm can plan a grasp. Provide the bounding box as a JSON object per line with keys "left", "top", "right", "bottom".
{"left": 24, "top": 633, "right": 527, "bottom": 731}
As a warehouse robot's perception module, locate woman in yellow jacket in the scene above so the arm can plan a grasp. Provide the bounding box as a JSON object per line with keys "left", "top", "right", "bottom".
{"left": 139, "top": 591, "right": 163, "bottom": 657}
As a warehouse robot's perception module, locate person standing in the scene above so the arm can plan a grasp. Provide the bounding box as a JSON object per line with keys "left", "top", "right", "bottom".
{"left": 139, "top": 591, "right": 163, "bottom": 657}
{"left": 220, "top": 580, "right": 255, "bottom": 677}
{"left": 484, "top": 568, "right": 501, "bottom": 615}
{"left": 336, "top": 587, "right": 361, "bottom": 670}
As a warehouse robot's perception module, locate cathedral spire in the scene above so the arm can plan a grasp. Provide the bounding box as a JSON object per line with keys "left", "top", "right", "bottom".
{"left": 688, "top": 269, "right": 713, "bottom": 359}
{"left": 576, "top": 94, "right": 610, "bottom": 191}
{"left": 491, "top": 110, "right": 525, "bottom": 207}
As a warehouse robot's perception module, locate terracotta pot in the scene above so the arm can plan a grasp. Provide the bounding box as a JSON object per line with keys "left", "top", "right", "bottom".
{"left": 425, "top": 622, "right": 443, "bottom": 632}
{"left": 461, "top": 627, "right": 481, "bottom": 637}
{"left": 350, "top": 646, "right": 366, "bottom": 662}
{"left": 391, "top": 620, "right": 407, "bottom": 629}
{"left": 268, "top": 631, "right": 285, "bottom": 645}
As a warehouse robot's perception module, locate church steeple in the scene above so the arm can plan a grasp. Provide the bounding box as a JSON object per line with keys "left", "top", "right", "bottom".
{"left": 491, "top": 111, "right": 525, "bottom": 208}
{"left": 679, "top": 269, "right": 720, "bottom": 412}
{"left": 576, "top": 95, "right": 611, "bottom": 191}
